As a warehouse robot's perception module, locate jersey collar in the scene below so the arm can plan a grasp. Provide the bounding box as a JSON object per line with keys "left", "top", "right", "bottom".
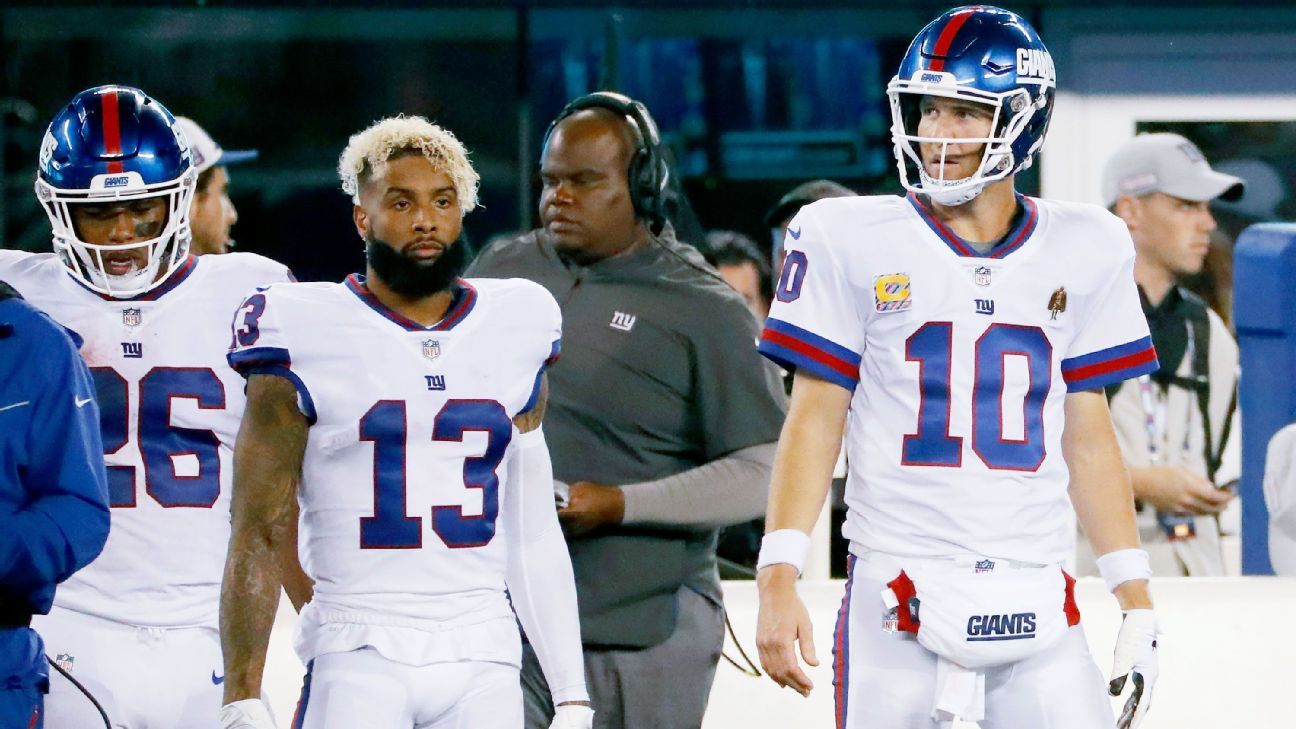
{"left": 907, "top": 193, "right": 1039, "bottom": 259}
{"left": 344, "top": 274, "right": 477, "bottom": 332}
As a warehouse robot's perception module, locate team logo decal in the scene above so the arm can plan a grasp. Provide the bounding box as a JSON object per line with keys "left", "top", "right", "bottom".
{"left": 873, "top": 273, "right": 912, "bottom": 313}
{"left": 422, "top": 339, "right": 441, "bottom": 360}
{"left": 53, "top": 653, "right": 74, "bottom": 673}
{"left": 882, "top": 606, "right": 899, "bottom": 633}
{"left": 39, "top": 131, "right": 57, "bottom": 170}
{"left": 610, "top": 311, "right": 637, "bottom": 332}
{"left": 122, "top": 308, "right": 142, "bottom": 327}
{"left": 1047, "top": 287, "right": 1067, "bottom": 321}
{"left": 974, "top": 266, "right": 992, "bottom": 287}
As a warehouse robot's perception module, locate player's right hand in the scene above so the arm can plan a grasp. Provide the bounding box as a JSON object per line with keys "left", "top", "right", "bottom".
{"left": 1134, "top": 465, "right": 1233, "bottom": 515}
{"left": 220, "top": 699, "right": 277, "bottom": 729}
{"left": 755, "top": 564, "right": 819, "bottom": 697}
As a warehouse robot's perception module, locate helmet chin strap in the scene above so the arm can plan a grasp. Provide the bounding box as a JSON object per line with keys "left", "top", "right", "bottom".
{"left": 916, "top": 149, "right": 1011, "bottom": 207}
{"left": 922, "top": 177, "right": 988, "bottom": 206}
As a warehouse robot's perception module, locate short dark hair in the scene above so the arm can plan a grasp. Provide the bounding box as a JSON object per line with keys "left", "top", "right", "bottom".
{"left": 196, "top": 166, "right": 218, "bottom": 195}
{"left": 704, "top": 230, "right": 772, "bottom": 303}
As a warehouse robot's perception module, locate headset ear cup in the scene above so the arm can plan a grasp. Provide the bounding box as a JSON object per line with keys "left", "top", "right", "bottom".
{"left": 629, "top": 148, "right": 656, "bottom": 221}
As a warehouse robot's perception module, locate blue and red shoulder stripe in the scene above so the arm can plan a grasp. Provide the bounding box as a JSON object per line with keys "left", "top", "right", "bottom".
{"left": 1061, "top": 336, "right": 1158, "bottom": 392}
{"left": 759, "top": 318, "right": 862, "bottom": 391}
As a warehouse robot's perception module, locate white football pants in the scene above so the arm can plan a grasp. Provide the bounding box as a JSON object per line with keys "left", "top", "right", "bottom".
{"left": 290, "top": 647, "right": 522, "bottom": 729}
{"left": 833, "top": 556, "right": 1116, "bottom": 729}
{"left": 35, "top": 606, "right": 223, "bottom": 729}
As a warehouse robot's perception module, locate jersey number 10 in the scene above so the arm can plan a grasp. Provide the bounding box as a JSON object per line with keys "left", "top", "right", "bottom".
{"left": 903, "top": 322, "right": 1052, "bottom": 471}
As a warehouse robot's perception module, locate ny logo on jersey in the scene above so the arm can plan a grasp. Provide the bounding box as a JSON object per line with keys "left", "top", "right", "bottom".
{"left": 122, "top": 308, "right": 142, "bottom": 327}
{"left": 425, "top": 375, "right": 447, "bottom": 391}
{"left": 975, "top": 299, "right": 995, "bottom": 316}
{"left": 422, "top": 339, "right": 441, "bottom": 360}
{"left": 121, "top": 342, "right": 143, "bottom": 359}
{"left": 610, "top": 311, "right": 637, "bottom": 332}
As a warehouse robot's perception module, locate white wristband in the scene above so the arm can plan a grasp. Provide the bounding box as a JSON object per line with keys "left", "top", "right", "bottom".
{"left": 756, "top": 529, "right": 812, "bottom": 576}
{"left": 1095, "top": 548, "right": 1152, "bottom": 593}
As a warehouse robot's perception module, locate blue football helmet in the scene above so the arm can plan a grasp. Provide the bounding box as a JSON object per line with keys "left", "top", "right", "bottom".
{"left": 887, "top": 6, "right": 1055, "bottom": 205}
{"left": 35, "top": 85, "right": 195, "bottom": 297}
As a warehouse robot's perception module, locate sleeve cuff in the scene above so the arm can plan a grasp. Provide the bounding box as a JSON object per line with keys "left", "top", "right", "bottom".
{"left": 227, "top": 346, "right": 291, "bottom": 374}
{"left": 1061, "top": 336, "right": 1158, "bottom": 392}
{"left": 758, "top": 317, "right": 861, "bottom": 391}
{"left": 228, "top": 348, "right": 317, "bottom": 425}
{"left": 521, "top": 340, "right": 561, "bottom": 415}
{"left": 550, "top": 684, "right": 591, "bottom": 705}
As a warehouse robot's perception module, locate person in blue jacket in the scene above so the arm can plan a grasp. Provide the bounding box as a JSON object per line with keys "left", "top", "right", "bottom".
{"left": 0, "top": 281, "right": 110, "bottom": 728}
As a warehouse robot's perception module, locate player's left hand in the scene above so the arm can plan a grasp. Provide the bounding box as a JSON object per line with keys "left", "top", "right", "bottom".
{"left": 1108, "top": 609, "right": 1159, "bottom": 729}
{"left": 558, "top": 482, "right": 625, "bottom": 537}
{"left": 549, "top": 703, "right": 594, "bottom": 729}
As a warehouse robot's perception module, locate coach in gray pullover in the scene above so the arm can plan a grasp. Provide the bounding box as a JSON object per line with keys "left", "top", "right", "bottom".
{"left": 467, "top": 98, "right": 785, "bottom": 729}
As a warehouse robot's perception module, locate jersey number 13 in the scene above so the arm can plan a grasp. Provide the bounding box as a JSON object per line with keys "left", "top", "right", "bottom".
{"left": 359, "top": 399, "right": 512, "bottom": 550}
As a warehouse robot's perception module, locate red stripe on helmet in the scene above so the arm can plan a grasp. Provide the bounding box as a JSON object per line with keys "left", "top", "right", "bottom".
{"left": 928, "top": 9, "right": 976, "bottom": 72}
{"left": 101, "top": 90, "right": 124, "bottom": 174}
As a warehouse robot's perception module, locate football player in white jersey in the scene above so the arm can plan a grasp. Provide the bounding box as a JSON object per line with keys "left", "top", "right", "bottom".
{"left": 753, "top": 7, "right": 1161, "bottom": 729}
{"left": 0, "top": 85, "right": 292, "bottom": 728}
{"left": 219, "top": 117, "right": 592, "bottom": 729}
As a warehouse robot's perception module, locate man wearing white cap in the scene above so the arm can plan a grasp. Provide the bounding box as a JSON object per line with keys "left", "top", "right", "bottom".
{"left": 175, "top": 117, "right": 258, "bottom": 255}
{"left": 1094, "top": 132, "right": 1247, "bottom": 576}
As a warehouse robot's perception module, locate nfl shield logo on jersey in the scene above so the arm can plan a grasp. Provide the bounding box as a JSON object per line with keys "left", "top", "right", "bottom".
{"left": 873, "top": 273, "right": 912, "bottom": 313}
{"left": 974, "top": 266, "right": 992, "bottom": 287}
{"left": 54, "top": 653, "right": 74, "bottom": 673}
{"left": 975, "top": 559, "right": 996, "bottom": 573}
{"left": 882, "top": 606, "right": 899, "bottom": 633}
{"left": 421, "top": 339, "right": 441, "bottom": 360}
{"left": 122, "top": 308, "right": 142, "bottom": 327}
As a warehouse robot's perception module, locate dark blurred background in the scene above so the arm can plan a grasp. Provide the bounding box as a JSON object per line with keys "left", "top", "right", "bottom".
{"left": 3, "top": 1, "right": 1295, "bottom": 281}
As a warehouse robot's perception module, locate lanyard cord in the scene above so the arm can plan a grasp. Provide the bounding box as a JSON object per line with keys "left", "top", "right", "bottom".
{"left": 1138, "top": 317, "right": 1197, "bottom": 464}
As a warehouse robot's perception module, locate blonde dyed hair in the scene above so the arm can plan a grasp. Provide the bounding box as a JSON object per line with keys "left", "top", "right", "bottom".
{"left": 338, "top": 115, "right": 480, "bottom": 214}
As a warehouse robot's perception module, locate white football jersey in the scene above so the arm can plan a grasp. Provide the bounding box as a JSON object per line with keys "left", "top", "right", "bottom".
{"left": 0, "top": 251, "right": 292, "bottom": 627}
{"left": 760, "top": 194, "right": 1157, "bottom": 564}
{"left": 227, "top": 274, "right": 561, "bottom": 664}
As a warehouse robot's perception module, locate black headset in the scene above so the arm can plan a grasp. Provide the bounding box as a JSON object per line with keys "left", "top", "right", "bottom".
{"left": 544, "top": 91, "right": 670, "bottom": 231}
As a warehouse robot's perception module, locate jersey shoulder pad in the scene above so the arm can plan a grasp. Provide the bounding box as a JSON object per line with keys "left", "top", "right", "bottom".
{"left": 203, "top": 252, "right": 294, "bottom": 287}
{"left": 469, "top": 276, "right": 558, "bottom": 311}
{"left": 797, "top": 194, "right": 908, "bottom": 252}
{"left": 0, "top": 250, "right": 60, "bottom": 284}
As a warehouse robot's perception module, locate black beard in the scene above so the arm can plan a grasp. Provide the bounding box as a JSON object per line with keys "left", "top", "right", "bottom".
{"left": 365, "top": 232, "right": 466, "bottom": 298}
